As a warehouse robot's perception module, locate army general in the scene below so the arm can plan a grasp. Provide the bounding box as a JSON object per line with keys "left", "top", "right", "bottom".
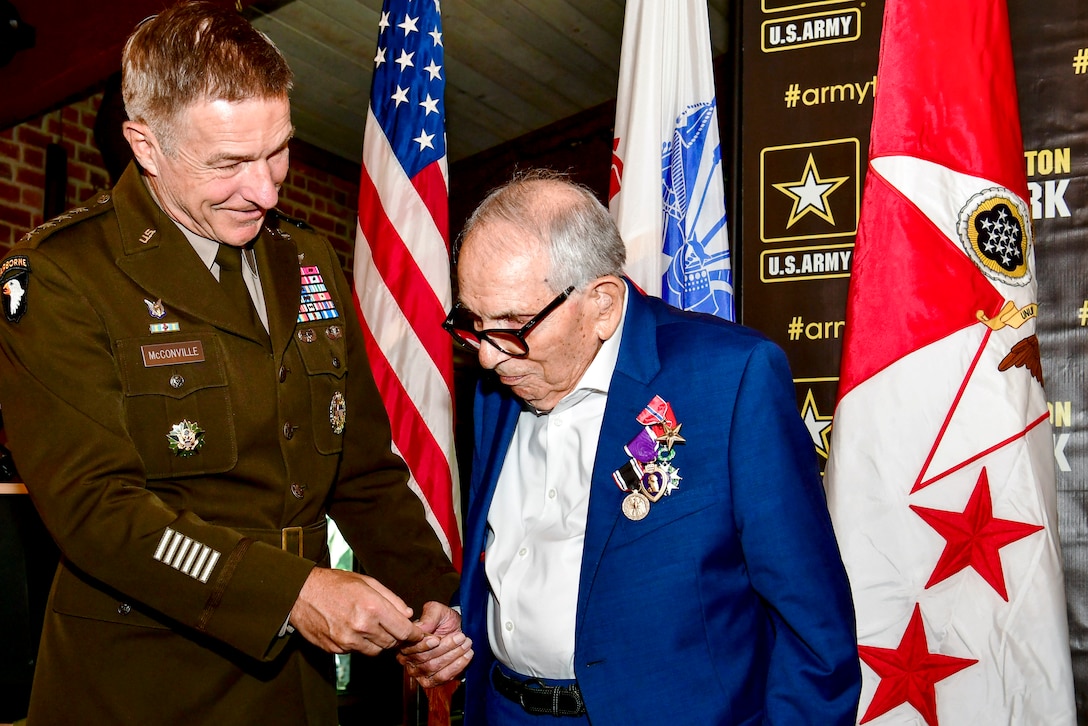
{"left": 0, "top": 2, "right": 469, "bottom": 723}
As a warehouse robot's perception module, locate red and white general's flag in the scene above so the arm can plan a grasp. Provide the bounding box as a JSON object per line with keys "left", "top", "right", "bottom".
{"left": 354, "top": 0, "right": 462, "bottom": 571}
{"left": 824, "top": 0, "right": 1075, "bottom": 723}
{"left": 609, "top": 0, "right": 733, "bottom": 320}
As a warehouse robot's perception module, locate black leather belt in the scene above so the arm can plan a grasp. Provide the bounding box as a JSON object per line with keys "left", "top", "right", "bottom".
{"left": 491, "top": 664, "right": 586, "bottom": 717}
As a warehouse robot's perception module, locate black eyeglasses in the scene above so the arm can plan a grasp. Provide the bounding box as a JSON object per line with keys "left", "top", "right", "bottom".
{"left": 442, "top": 286, "right": 576, "bottom": 358}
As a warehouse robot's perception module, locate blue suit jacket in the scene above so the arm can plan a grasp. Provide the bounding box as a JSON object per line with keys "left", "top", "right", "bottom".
{"left": 459, "top": 286, "right": 861, "bottom": 725}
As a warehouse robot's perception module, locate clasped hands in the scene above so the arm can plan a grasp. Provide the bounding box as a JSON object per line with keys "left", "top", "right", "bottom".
{"left": 290, "top": 567, "right": 471, "bottom": 688}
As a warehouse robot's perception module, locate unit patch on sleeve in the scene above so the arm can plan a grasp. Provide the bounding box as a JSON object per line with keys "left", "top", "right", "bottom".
{"left": 1, "top": 255, "right": 30, "bottom": 323}
{"left": 297, "top": 265, "right": 340, "bottom": 322}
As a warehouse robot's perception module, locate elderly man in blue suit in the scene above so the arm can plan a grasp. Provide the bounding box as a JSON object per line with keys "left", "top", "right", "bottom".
{"left": 429, "top": 171, "right": 860, "bottom": 724}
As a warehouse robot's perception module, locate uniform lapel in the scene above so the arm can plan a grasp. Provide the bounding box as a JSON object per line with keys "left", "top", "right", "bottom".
{"left": 255, "top": 228, "right": 301, "bottom": 357}
{"left": 576, "top": 284, "right": 661, "bottom": 634}
{"left": 465, "top": 391, "right": 521, "bottom": 565}
{"left": 111, "top": 165, "right": 277, "bottom": 345}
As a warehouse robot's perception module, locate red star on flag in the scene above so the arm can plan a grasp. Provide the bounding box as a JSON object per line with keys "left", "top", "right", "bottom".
{"left": 911, "top": 468, "right": 1043, "bottom": 601}
{"left": 859, "top": 603, "right": 978, "bottom": 726}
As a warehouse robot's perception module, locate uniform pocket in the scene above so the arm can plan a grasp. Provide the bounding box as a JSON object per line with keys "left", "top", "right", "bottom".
{"left": 295, "top": 324, "right": 347, "bottom": 455}
{"left": 116, "top": 333, "right": 236, "bottom": 478}
{"left": 51, "top": 563, "right": 170, "bottom": 630}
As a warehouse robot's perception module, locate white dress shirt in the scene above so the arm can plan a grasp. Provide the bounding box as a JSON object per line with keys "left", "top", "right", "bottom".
{"left": 485, "top": 295, "right": 627, "bottom": 678}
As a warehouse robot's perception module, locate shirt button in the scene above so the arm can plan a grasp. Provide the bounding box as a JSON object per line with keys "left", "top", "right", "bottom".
{"left": 518, "top": 547, "right": 528, "bottom": 557}
{"left": 548, "top": 489, "right": 557, "bottom": 499}
{"left": 504, "top": 621, "right": 514, "bottom": 632}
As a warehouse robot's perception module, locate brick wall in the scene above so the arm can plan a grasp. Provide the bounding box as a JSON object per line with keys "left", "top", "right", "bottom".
{"left": 0, "top": 96, "right": 112, "bottom": 250}
{"left": 0, "top": 92, "right": 362, "bottom": 282}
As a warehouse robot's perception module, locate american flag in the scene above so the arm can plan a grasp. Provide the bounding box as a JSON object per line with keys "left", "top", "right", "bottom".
{"left": 354, "top": 0, "right": 462, "bottom": 571}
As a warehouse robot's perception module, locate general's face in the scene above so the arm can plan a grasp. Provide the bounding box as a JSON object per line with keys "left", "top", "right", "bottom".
{"left": 456, "top": 223, "right": 620, "bottom": 412}
{"left": 125, "top": 97, "right": 293, "bottom": 247}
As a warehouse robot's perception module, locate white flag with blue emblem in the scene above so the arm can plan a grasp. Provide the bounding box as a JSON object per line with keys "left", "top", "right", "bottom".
{"left": 609, "top": 0, "right": 733, "bottom": 320}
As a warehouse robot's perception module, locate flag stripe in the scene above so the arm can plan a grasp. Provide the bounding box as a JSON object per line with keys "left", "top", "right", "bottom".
{"left": 353, "top": 220, "right": 457, "bottom": 477}
{"left": 358, "top": 132, "right": 452, "bottom": 379}
{"left": 356, "top": 297, "right": 461, "bottom": 563}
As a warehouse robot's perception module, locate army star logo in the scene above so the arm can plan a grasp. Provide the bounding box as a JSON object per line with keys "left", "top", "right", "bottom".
{"left": 772, "top": 153, "right": 849, "bottom": 228}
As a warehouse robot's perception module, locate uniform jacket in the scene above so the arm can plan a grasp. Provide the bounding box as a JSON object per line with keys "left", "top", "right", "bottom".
{"left": 459, "top": 284, "right": 861, "bottom": 725}
{"left": 0, "top": 165, "right": 458, "bottom": 724}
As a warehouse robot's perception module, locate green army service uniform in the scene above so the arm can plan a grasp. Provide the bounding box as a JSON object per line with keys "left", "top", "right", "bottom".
{"left": 0, "top": 164, "right": 458, "bottom": 724}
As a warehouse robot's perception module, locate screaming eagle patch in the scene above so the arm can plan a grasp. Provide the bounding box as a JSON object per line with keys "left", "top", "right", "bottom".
{"left": 1, "top": 255, "right": 30, "bottom": 323}
{"left": 956, "top": 188, "right": 1031, "bottom": 287}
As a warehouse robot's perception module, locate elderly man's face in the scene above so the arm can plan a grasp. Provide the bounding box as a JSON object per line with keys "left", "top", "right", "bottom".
{"left": 126, "top": 97, "right": 293, "bottom": 247}
{"left": 457, "top": 224, "right": 615, "bottom": 412}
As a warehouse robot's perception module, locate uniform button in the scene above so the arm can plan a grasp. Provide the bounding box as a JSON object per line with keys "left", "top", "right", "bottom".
{"left": 291, "top": 482, "right": 306, "bottom": 499}
{"left": 331, "top": 356, "right": 341, "bottom": 369}
{"left": 278, "top": 364, "right": 289, "bottom": 382}
{"left": 117, "top": 602, "right": 132, "bottom": 615}
{"left": 283, "top": 422, "right": 298, "bottom": 440}
{"left": 169, "top": 374, "right": 184, "bottom": 389}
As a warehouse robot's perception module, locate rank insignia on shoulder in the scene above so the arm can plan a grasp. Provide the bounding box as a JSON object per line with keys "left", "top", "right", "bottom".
{"left": 1, "top": 255, "right": 30, "bottom": 323}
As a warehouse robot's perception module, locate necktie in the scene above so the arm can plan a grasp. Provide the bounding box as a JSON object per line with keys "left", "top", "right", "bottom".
{"left": 214, "top": 244, "right": 265, "bottom": 337}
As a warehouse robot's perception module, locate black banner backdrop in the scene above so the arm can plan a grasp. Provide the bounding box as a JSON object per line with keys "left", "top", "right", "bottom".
{"left": 1009, "top": 0, "right": 1088, "bottom": 717}
{"left": 736, "top": 0, "right": 1088, "bottom": 718}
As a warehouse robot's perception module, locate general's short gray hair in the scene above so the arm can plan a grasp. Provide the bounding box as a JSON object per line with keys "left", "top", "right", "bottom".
{"left": 122, "top": 1, "right": 293, "bottom": 154}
